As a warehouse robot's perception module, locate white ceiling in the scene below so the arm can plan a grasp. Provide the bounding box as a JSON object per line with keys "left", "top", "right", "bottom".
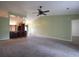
{"left": 0, "top": 1, "right": 79, "bottom": 20}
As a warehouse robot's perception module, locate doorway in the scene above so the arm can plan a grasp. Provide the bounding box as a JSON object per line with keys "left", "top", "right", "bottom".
{"left": 72, "top": 20, "right": 79, "bottom": 44}
{"left": 9, "top": 14, "right": 27, "bottom": 39}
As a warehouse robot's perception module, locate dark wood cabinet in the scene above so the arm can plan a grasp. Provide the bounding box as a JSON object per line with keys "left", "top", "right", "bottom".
{"left": 10, "top": 23, "right": 27, "bottom": 39}
{"left": 18, "top": 23, "right": 25, "bottom": 31}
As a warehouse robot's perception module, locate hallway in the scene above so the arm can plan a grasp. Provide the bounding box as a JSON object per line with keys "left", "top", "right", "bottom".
{"left": 0, "top": 36, "right": 79, "bottom": 57}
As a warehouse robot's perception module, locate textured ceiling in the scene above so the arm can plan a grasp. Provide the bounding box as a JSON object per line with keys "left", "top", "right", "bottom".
{"left": 0, "top": 1, "right": 79, "bottom": 20}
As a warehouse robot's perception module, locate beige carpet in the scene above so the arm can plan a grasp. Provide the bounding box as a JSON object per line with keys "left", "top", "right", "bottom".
{"left": 0, "top": 36, "right": 79, "bottom": 57}
{"left": 0, "top": 37, "right": 26, "bottom": 46}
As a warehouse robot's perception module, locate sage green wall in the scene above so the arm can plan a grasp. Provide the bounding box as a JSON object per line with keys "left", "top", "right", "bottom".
{"left": 30, "top": 14, "right": 79, "bottom": 41}
{"left": 0, "top": 17, "right": 9, "bottom": 40}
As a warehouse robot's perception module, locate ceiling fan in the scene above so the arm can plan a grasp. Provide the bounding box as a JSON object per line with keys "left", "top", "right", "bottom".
{"left": 36, "top": 6, "right": 50, "bottom": 16}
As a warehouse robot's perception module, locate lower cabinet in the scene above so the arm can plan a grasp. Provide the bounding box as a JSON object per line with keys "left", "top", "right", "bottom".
{"left": 10, "top": 31, "right": 27, "bottom": 39}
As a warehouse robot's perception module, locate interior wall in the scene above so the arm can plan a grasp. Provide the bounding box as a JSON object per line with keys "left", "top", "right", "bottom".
{"left": 29, "top": 14, "right": 79, "bottom": 41}
{"left": 0, "top": 10, "right": 9, "bottom": 40}
{"left": 0, "top": 17, "right": 9, "bottom": 40}
{"left": 0, "top": 10, "right": 8, "bottom": 17}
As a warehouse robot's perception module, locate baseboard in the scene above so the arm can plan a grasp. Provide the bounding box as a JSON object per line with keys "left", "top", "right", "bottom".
{"left": 0, "top": 38, "right": 9, "bottom": 40}
{"left": 0, "top": 39, "right": 9, "bottom": 40}
{"left": 30, "top": 34, "right": 72, "bottom": 42}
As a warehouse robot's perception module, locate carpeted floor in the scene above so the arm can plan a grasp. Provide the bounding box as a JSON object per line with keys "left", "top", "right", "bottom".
{"left": 72, "top": 36, "right": 79, "bottom": 45}
{"left": 0, "top": 36, "right": 79, "bottom": 57}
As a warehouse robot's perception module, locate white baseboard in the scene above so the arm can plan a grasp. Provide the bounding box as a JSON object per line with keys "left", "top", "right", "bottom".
{"left": 30, "top": 33, "right": 72, "bottom": 42}
{"left": 0, "top": 37, "right": 9, "bottom": 40}
{"left": 0, "top": 39, "right": 9, "bottom": 40}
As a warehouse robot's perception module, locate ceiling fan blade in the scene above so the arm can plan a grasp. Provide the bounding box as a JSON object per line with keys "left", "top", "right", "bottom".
{"left": 37, "top": 13, "right": 46, "bottom": 16}
{"left": 44, "top": 10, "right": 50, "bottom": 12}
